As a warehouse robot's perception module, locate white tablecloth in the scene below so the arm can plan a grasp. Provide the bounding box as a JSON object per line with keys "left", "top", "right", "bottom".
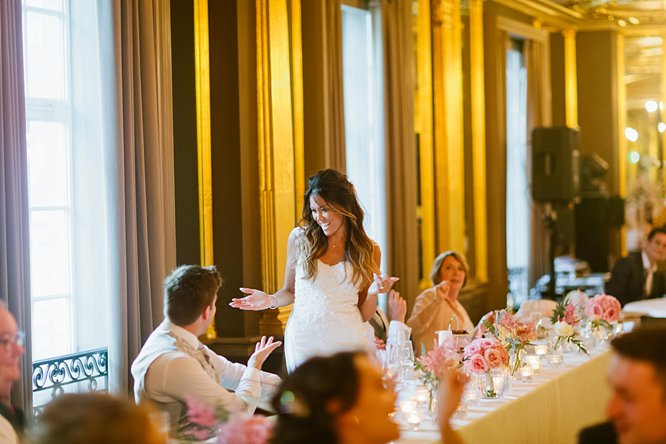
{"left": 624, "top": 298, "right": 666, "bottom": 318}
{"left": 397, "top": 348, "right": 612, "bottom": 444}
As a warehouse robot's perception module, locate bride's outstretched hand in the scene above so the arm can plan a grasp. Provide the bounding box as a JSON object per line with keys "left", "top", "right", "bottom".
{"left": 229, "top": 288, "right": 271, "bottom": 311}
{"left": 368, "top": 273, "right": 400, "bottom": 296}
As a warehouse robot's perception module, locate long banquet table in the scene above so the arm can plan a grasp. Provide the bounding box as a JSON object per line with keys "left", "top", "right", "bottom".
{"left": 397, "top": 348, "right": 612, "bottom": 444}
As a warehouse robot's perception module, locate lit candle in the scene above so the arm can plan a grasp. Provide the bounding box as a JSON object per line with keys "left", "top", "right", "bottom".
{"left": 415, "top": 387, "right": 429, "bottom": 403}
{"left": 535, "top": 344, "right": 548, "bottom": 356}
{"left": 525, "top": 355, "right": 541, "bottom": 373}
{"left": 400, "top": 399, "right": 417, "bottom": 414}
{"left": 520, "top": 365, "right": 534, "bottom": 382}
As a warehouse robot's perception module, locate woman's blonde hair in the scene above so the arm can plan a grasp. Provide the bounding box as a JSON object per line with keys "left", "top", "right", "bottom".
{"left": 298, "top": 169, "right": 379, "bottom": 289}
{"left": 429, "top": 251, "right": 469, "bottom": 286}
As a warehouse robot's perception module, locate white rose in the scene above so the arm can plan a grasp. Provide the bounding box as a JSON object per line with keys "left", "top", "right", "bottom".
{"left": 554, "top": 321, "right": 574, "bottom": 338}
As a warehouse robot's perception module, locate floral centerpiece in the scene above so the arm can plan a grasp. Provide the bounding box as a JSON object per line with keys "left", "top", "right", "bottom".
{"left": 414, "top": 338, "right": 459, "bottom": 387}
{"left": 185, "top": 397, "right": 272, "bottom": 444}
{"left": 481, "top": 310, "right": 536, "bottom": 375}
{"left": 549, "top": 298, "right": 588, "bottom": 354}
{"left": 463, "top": 337, "right": 510, "bottom": 398}
{"left": 584, "top": 293, "right": 621, "bottom": 329}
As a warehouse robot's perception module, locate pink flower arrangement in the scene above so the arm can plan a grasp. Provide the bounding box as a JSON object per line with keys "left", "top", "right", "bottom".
{"left": 584, "top": 293, "right": 621, "bottom": 323}
{"left": 415, "top": 338, "right": 459, "bottom": 384}
{"left": 217, "top": 414, "right": 273, "bottom": 444}
{"left": 186, "top": 397, "right": 272, "bottom": 444}
{"left": 463, "top": 337, "right": 508, "bottom": 374}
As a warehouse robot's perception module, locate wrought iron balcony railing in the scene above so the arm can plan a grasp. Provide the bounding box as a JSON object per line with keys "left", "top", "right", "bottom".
{"left": 31, "top": 347, "right": 108, "bottom": 416}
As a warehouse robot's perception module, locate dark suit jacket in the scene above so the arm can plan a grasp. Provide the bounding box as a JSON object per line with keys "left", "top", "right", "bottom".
{"left": 605, "top": 252, "right": 666, "bottom": 306}
{"left": 578, "top": 421, "right": 618, "bottom": 444}
{"left": 0, "top": 402, "right": 24, "bottom": 435}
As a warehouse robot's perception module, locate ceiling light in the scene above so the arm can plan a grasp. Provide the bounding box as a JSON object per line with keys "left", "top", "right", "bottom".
{"left": 659, "top": 122, "right": 666, "bottom": 133}
{"left": 625, "top": 127, "right": 639, "bottom": 142}
{"left": 646, "top": 100, "right": 659, "bottom": 112}
{"left": 617, "top": 19, "right": 626, "bottom": 27}
{"left": 628, "top": 17, "right": 640, "bottom": 25}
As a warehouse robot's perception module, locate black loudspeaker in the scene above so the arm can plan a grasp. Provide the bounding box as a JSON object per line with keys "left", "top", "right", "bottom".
{"left": 532, "top": 127, "right": 581, "bottom": 202}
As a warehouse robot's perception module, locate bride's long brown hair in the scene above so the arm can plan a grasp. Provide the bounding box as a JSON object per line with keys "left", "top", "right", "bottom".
{"left": 297, "top": 169, "right": 379, "bottom": 289}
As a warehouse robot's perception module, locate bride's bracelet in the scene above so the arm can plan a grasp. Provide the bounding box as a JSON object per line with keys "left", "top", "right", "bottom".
{"left": 268, "top": 295, "right": 279, "bottom": 310}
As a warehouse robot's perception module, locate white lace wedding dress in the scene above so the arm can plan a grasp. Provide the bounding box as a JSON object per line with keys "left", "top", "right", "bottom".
{"left": 284, "top": 259, "right": 370, "bottom": 373}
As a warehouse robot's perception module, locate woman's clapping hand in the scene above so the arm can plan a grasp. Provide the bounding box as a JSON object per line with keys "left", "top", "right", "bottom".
{"left": 368, "top": 273, "right": 399, "bottom": 296}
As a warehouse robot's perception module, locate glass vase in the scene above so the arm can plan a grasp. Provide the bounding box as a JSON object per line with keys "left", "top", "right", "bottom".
{"left": 477, "top": 367, "right": 510, "bottom": 399}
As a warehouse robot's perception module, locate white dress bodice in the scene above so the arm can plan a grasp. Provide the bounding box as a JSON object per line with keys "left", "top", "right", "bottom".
{"left": 284, "top": 259, "right": 370, "bottom": 372}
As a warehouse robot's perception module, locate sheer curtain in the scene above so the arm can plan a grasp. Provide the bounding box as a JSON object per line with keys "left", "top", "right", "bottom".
{"left": 0, "top": 0, "right": 32, "bottom": 412}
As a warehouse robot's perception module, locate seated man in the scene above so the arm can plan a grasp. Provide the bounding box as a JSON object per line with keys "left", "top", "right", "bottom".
{"left": 606, "top": 227, "right": 666, "bottom": 305}
{"left": 131, "top": 265, "right": 281, "bottom": 437}
{"left": 578, "top": 327, "right": 666, "bottom": 444}
{"left": 368, "top": 290, "right": 412, "bottom": 350}
{"left": 0, "top": 304, "right": 25, "bottom": 444}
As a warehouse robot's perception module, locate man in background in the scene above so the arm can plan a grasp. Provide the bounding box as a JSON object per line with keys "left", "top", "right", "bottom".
{"left": 579, "top": 328, "right": 666, "bottom": 444}
{"left": 606, "top": 227, "right": 666, "bottom": 305}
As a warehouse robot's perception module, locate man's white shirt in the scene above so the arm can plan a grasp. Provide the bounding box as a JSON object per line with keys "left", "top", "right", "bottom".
{"left": 132, "top": 320, "right": 281, "bottom": 421}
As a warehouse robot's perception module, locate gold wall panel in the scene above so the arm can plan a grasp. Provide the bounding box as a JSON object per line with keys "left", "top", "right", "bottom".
{"left": 563, "top": 29, "right": 579, "bottom": 128}
{"left": 194, "top": 0, "right": 216, "bottom": 339}
{"left": 432, "top": 0, "right": 466, "bottom": 255}
{"left": 257, "top": 0, "right": 297, "bottom": 335}
{"left": 417, "top": 0, "right": 435, "bottom": 288}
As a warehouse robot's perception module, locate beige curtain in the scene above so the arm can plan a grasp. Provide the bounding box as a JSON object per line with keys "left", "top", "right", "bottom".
{"left": 379, "top": 0, "right": 420, "bottom": 303}
{"left": 301, "top": 0, "right": 346, "bottom": 174}
{"left": 524, "top": 40, "right": 549, "bottom": 288}
{"left": 0, "top": 0, "right": 32, "bottom": 412}
{"left": 110, "top": 0, "right": 176, "bottom": 394}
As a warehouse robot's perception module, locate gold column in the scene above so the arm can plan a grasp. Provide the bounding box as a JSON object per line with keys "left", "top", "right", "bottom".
{"left": 291, "top": 0, "right": 305, "bottom": 214}
{"left": 417, "top": 0, "right": 435, "bottom": 288}
{"left": 661, "top": 32, "right": 666, "bottom": 195}
{"left": 469, "top": 0, "right": 487, "bottom": 282}
{"left": 617, "top": 32, "right": 627, "bottom": 256}
{"left": 194, "top": 0, "right": 216, "bottom": 339}
{"left": 563, "top": 29, "right": 578, "bottom": 128}
{"left": 257, "top": 0, "right": 297, "bottom": 336}
{"left": 432, "top": 0, "right": 466, "bottom": 254}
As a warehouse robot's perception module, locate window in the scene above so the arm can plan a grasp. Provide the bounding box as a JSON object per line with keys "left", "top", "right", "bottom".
{"left": 341, "top": 4, "right": 388, "bottom": 277}
{"left": 505, "top": 39, "right": 530, "bottom": 308}
{"left": 23, "top": 0, "right": 114, "bottom": 405}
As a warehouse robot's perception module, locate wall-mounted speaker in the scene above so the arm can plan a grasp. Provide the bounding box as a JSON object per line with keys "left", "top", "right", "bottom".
{"left": 532, "top": 127, "right": 581, "bottom": 203}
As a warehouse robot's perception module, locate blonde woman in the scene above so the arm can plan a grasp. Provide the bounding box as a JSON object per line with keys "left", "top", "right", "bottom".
{"left": 230, "top": 170, "right": 397, "bottom": 372}
{"left": 407, "top": 251, "right": 474, "bottom": 352}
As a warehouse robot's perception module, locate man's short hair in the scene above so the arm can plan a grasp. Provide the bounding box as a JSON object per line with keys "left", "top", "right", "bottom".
{"left": 164, "top": 265, "right": 222, "bottom": 326}
{"left": 611, "top": 327, "right": 666, "bottom": 392}
{"left": 647, "top": 227, "right": 666, "bottom": 241}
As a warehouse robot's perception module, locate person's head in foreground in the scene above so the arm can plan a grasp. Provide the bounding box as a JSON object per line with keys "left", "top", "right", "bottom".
{"left": 32, "top": 393, "right": 166, "bottom": 444}
{"left": 606, "top": 327, "right": 666, "bottom": 444}
{"left": 0, "top": 305, "right": 24, "bottom": 400}
{"left": 270, "top": 352, "right": 399, "bottom": 444}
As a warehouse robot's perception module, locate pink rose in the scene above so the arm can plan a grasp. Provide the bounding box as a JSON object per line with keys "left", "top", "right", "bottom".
{"left": 585, "top": 301, "right": 604, "bottom": 319}
{"left": 480, "top": 338, "right": 498, "bottom": 350}
{"left": 465, "top": 341, "right": 481, "bottom": 356}
{"left": 465, "top": 353, "right": 489, "bottom": 374}
{"left": 484, "top": 348, "right": 505, "bottom": 369}
{"left": 603, "top": 307, "right": 619, "bottom": 323}
{"left": 600, "top": 296, "right": 613, "bottom": 311}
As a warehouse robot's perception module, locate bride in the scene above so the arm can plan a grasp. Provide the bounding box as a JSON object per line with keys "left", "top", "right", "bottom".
{"left": 230, "top": 169, "right": 397, "bottom": 372}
